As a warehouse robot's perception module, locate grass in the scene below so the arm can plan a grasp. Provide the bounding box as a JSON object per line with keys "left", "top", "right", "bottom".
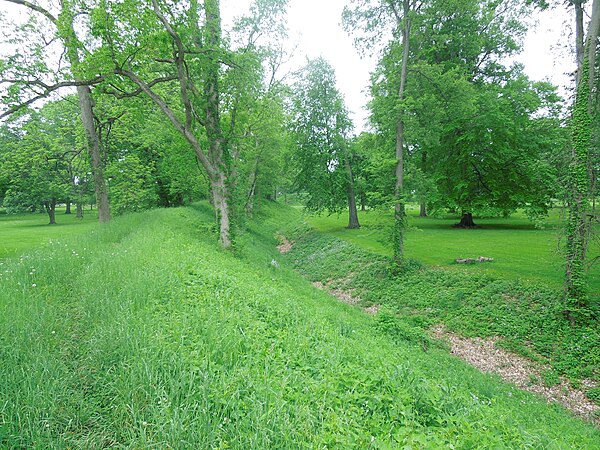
{"left": 0, "top": 207, "right": 99, "bottom": 259}
{"left": 0, "top": 202, "right": 599, "bottom": 447}
{"left": 306, "top": 205, "right": 600, "bottom": 298}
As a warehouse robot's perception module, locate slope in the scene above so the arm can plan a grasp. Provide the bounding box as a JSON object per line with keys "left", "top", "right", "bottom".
{"left": 0, "top": 203, "right": 598, "bottom": 448}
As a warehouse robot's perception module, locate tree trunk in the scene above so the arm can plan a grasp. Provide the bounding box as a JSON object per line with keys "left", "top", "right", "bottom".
{"left": 563, "top": 0, "right": 599, "bottom": 322}
{"left": 393, "top": 0, "right": 411, "bottom": 262}
{"left": 65, "top": 200, "right": 71, "bottom": 214}
{"left": 575, "top": 0, "right": 585, "bottom": 86}
{"left": 455, "top": 212, "right": 477, "bottom": 228}
{"left": 45, "top": 199, "right": 57, "bottom": 225}
{"left": 344, "top": 157, "right": 360, "bottom": 229}
{"left": 203, "top": 0, "right": 232, "bottom": 249}
{"left": 76, "top": 202, "right": 83, "bottom": 218}
{"left": 245, "top": 171, "right": 257, "bottom": 217}
{"left": 210, "top": 172, "right": 231, "bottom": 248}
{"left": 76, "top": 85, "right": 111, "bottom": 223}
{"left": 419, "top": 151, "right": 428, "bottom": 217}
{"left": 60, "top": 8, "right": 110, "bottom": 223}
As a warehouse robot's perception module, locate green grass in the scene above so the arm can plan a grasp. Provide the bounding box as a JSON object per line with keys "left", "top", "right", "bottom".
{"left": 1, "top": 203, "right": 599, "bottom": 448}
{"left": 0, "top": 207, "right": 99, "bottom": 258}
{"left": 306, "top": 205, "right": 600, "bottom": 297}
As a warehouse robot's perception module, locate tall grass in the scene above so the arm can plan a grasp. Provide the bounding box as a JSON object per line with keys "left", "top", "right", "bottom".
{"left": 0, "top": 203, "right": 598, "bottom": 448}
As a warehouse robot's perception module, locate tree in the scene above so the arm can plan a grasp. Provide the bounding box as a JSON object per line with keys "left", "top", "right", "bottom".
{"left": 344, "top": 0, "right": 418, "bottom": 257}
{"left": 289, "top": 58, "right": 360, "bottom": 229}
{"left": 1, "top": 99, "right": 84, "bottom": 224}
{"left": 564, "top": 0, "right": 600, "bottom": 321}
{"left": 349, "top": 0, "right": 561, "bottom": 233}
{"left": 1, "top": 0, "right": 111, "bottom": 223}
{"left": 93, "top": 0, "right": 288, "bottom": 248}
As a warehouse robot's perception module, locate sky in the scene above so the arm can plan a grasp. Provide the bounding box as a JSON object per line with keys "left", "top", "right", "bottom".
{"left": 1, "top": 0, "right": 578, "bottom": 131}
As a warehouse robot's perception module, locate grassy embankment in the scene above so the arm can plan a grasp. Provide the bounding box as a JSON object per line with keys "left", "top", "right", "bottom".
{"left": 306, "top": 205, "right": 600, "bottom": 297}
{"left": 1, "top": 203, "right": 599, "bottom": 448}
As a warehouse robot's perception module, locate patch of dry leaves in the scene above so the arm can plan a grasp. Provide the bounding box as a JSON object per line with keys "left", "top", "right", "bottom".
{"left": 276, "top": 235, "right": 294, "bottom": 253}
{"left": 311, "top": 280, "right": 380, "bottom": 315}
{"left": 431, "top": 325, "right": 599, "bottom": 425}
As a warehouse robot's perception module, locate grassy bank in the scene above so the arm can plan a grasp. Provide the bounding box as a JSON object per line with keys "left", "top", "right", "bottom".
{"left": 306, "top": 206, "right": 600, "bottom": 297}
{"left": 1, "top": 203, "right": 599, "bottom": 448}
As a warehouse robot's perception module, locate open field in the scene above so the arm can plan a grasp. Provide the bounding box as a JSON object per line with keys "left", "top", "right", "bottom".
{"left": 1, "top": 203, "right": 598, "bottom": 447}
{"left": 306, "top": 205, "right": 600, "bottom": 297}
{"left": 0, "top": 207, "right": 99, "bottom": 259}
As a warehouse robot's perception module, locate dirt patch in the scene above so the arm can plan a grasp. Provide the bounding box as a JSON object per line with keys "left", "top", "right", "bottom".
{"left": 330, "top": 288, "right": 361, "bottom": 305}
{"left": 363, "top": 304, "right": 381, "bottom": 315}
{"left": 431, "top": 325, "right": 599, "bottom": 425}
{"left": 276, "top": 235, "right": 294, "bottom": 253}
{"left": 311, "top": 280, "right": 380, "bottom": 314}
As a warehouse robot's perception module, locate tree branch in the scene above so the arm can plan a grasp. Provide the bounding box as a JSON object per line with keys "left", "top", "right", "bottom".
{"left": 114, "top": 67, "right": 215, "bottom": 178}
{"left": 102, "top": 75, "right": 178, "bottom": 98}
{"left": 0, "top": 76, "right": 104, "bottom": 119}
{"left": 152, "top": 0, "right": 194, "bottom": 131}
{"left": 1, "top": 0, "right": 57, "bottom": 24}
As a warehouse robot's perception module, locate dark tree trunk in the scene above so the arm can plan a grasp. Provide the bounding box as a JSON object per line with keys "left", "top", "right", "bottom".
{"left": 419, "top": 201, "right": 427, "bottom": 217}
{"left": 455, "top": 212, "right": 477, "bottom": 228}
{"left": 360, "top": 192, "right": 367, "bottom": 211}
{"left": 65, "top": 200, "right": 72, "bottom": 214}
{"left": 45, "top": 200, "right": 57, "bottom": 225}
{"left": 76, "top": 85, "right": 111, "bottom": 223}
{"left": 344, "top": 158, "right": 360, "bottom": 229}
{"left": 347, "top": 196, "right": 360, "bottom": 229}
{"left": 76, "top": 202, "right": 83, "bottom": 218}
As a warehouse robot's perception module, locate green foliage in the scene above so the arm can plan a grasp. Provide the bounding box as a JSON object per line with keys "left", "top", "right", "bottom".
{"left": 307, "top": 206, "right": 600, "bottom": 296}
{"left": 350, "top": 0, "right": 564, "bottom": 224}
{"left": 587, "top": 387, "right": 600, "bottom": 405}
{"left": 565, "top": 60, "right": 594, "bottom": 321}
{"left": 1, "top": 203, "right": 599, "bottom": 447}
{"left": 105, "top": 154, "right": 158, "bottom": 215}
{"left": 0, "top": 99, "right": 89, "bottom": 221}
{"left": 288, "top": 58, "right": 355, "bottom": 214}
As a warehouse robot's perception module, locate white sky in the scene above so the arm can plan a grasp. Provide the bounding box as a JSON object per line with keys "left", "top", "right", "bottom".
{"left": 1, "top": 0, "right": 578, "bottom": 131}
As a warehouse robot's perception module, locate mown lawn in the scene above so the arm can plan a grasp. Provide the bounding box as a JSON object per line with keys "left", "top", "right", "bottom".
{"left": 306, "top": 205, "right": 600, "bottom": 297}
{"left": 0, "top": 202, "right": 598, "bottom": 448}
{"left": 0, "top": 207, "right": 99, "bottom": 258}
